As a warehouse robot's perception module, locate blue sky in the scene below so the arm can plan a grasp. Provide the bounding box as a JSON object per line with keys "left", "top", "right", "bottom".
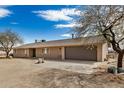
{"left": 0, "top": 5, "right": 82, "bottom": 43}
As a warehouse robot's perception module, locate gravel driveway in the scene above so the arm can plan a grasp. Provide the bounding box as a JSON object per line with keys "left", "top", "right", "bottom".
{"left": 0, "top": 58, "right": 97, "bottom": 87}
{"left": 36, "top": 59, "right": 97, "bottom": 74}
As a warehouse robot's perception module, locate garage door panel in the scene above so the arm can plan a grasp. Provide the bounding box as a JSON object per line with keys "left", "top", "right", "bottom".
{"left": 65, "top": 46, "right": 97, "bottom": 61}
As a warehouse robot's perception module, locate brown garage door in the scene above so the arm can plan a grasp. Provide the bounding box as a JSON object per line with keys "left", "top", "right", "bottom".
{"left": 65, "top": 46, "right": 97, "bottom": 61}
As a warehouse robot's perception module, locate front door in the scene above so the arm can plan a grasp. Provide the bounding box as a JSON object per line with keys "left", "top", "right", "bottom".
{"left": 32, "top": 48, "right": 36, "bottom": 57}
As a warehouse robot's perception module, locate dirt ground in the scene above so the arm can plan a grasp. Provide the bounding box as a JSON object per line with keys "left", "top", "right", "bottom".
{"left": 0, "top": 58, "right": 124, "bottom": 88}
{"left": 22, "top": 69, "right": 124, "bottom": 88}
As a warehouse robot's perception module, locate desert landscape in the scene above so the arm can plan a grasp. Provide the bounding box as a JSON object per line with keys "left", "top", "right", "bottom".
{"left": 0, "top": 58, "right": 124, "bottom": 88}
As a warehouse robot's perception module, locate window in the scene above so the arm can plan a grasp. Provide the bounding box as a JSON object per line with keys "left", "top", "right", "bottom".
{"left": 44, "top": 48, "right": 48, "bottom": 54}
{"left": 42, "top": 48, "right": 48, "bottom": 54}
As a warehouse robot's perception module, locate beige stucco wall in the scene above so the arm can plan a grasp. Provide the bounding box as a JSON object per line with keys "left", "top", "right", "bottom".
{"left": 13, "top": 49, "right": 30, "bottom": 58}
{"left": 14, "top": 43, "right": 108, "bottom": 62}
{"left": 97, "top": 43, "right": 108, "bottom": 62}
{"left": 29, "top": 49, "right": 33, "bottom": 57}
{"left": 35, "top": 48, "right": 43, "bottom": 57}
{"left": 36, "top": 47, "right": 62, "bottom": 60}
{"left": 97, "top": 44, "right": 102, "bottom": 61}
{"left": 102, "top": 43, "right": 108, "bottom": 61}
{"left": 61, "top": 47, "right": 65, "bottom": 60}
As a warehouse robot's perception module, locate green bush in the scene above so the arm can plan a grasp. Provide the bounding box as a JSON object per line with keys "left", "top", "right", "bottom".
{"left": 117, "top": 68, "right": 124, "bottom": 73}
{"left": 107, "top": 66, "right": 117, "bottom": 74}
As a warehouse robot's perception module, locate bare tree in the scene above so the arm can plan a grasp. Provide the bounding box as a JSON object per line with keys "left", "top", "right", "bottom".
{"left": 75, "top": 5, "right": 124, "bottom": 72}
{"left": 0, "top": 29, "right": 23, "bottom": 58}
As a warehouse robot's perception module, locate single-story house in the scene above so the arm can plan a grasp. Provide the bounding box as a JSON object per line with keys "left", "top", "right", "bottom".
{"left": 13, "top": 35, "right": 108, "bottom": 62}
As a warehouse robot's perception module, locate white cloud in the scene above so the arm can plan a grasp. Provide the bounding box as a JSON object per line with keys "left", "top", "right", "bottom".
{"left": 55, "top": 23, "right": 75, "bottom": 28}
{"left": 55, "top": 22, "right": 82, "bottom": 28}
{"left": 0, "top": 8, "right": 12, "bottom": 18}
{"left": 61, "top": 33, "right": 72, "bottom": 37}
{"left": 32, "top": 8, "right": 80, "bottom": 21}
{"left": 10, "top": 22, "right": 19, "bottom": 25}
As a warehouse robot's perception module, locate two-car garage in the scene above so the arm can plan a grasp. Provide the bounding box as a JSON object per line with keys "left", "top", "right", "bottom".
{"left": 65, "top": 46, "right": 97, "bottom": 61}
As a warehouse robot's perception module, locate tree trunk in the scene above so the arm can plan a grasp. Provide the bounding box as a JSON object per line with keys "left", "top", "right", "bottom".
{"left": 6, "top": 51, "right": 9, "bottom": 58}
{"left": 117, "top": 53, "right": 123, "bottom": 73}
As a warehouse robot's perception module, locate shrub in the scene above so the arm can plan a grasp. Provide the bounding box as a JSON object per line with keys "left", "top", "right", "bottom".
{"left": 117, "top": 68, "right": 124, "bottom": 73}
{"left": 107, "top": 66, "right": 117, "bottom": 74}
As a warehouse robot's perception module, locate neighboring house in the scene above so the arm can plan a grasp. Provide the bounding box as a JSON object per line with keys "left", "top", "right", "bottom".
{"left": 0, "top": 47, "right": 13, "bottom": 57}
{"left": 0, "top": 47, "right": 6, "bottom": 57}
{"left": 13, "top": 35, "right": 108, "bottom": 62}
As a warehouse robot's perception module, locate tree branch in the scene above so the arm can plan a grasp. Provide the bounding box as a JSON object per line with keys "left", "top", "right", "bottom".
{"left": 0, "top": 41, "right": 6, "bottom": 50}
{"left": 8, "top": 41, "right": 14, "bottom": 52}
{"left": 118, "top": 38, "right": 124, "bottom": 43}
